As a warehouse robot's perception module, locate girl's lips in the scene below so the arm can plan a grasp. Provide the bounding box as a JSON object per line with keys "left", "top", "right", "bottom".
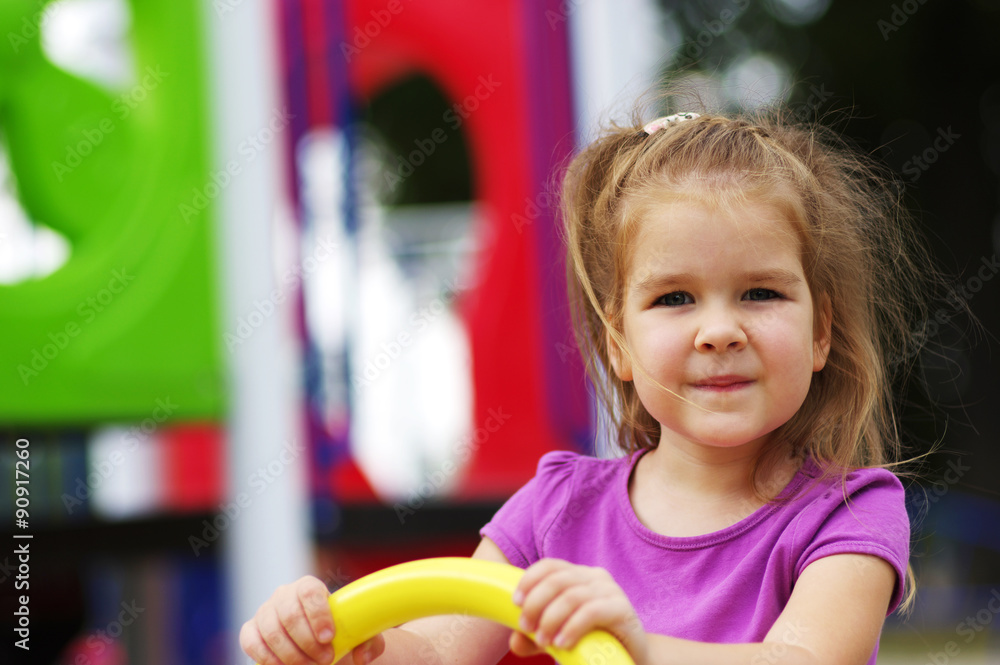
{"left": 692, "top": 376, "right": 755, "bottom": 392}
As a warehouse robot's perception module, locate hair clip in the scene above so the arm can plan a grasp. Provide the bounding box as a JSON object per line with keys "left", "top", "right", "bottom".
{"left": 642, "top": 112, "right": 701, "bottom": 135}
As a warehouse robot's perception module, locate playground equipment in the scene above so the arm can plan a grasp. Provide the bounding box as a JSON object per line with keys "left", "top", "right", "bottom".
{"left": 322, "top": 558, "right": 634, "bottom": 665}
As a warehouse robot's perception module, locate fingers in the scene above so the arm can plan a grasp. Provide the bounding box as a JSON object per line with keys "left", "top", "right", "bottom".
{"left": 550, "top": 596, "right": 637, "bottom": 652}
{"left": 298, "top": 577, "right": 337, "bottom": 650}
{"left": 240, "top": 619, "right": 282, "bottom": 665}
{"left": 516, "top": 561, "right": 599, "bottom": 647}
{"left": 244, "top": 604, "right": 314, "bottom": 665}
{"left": 512, "top": 558, "right": 577, "bottom": 634}
{"left": 513, "top": 558, "right": 569, "bottom": 605}
{"left": 514, "top": 560, "right": 635, "bottom": 652}
{"left": 508, "top": 631, "right": 543, "bottom": 657}
{"left": 240, "top": 576, "right": 336, "bottom": 665}
{"left": 526, "top": 585, "right": 594, "bottom": 649}
{"left": 350, "top": 635, "right": 386, "bottom": 665}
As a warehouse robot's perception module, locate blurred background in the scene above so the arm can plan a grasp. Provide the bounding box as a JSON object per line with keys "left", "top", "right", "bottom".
{"left": 0, "top": 0, "right": 998, "bottom": 663}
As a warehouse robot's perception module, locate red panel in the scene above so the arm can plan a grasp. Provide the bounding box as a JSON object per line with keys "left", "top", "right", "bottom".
{"left": 332, "top": 452, "right": 380, "bottom": 503}
{"left": 161, "top": 425, "right": 225, "bottom": 511}
{"left": 342, "top": 0, "right": 565, "bottom": 501}
{"left": 302, "top": 0, "right": 334, "bottom": 126}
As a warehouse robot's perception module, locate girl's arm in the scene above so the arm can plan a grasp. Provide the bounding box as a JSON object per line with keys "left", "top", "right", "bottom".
{"left": 240, "top": 538, "right": 514, "bottom": 665}
{"left": 514, "top": 553, "right": 896, "bottom": 665}
{"left": 374, "top": 537, "right": 515, "bottom": 665}
{"left": 643, "top": 553, "right": 897, "bottom": 665}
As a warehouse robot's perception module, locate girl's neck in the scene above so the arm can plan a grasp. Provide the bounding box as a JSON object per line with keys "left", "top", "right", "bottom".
{"left": 628, "top": 439, "right": 801, "bottom": 537}
{"left": 643, "top": 439, "right": 769, "bottom": 500}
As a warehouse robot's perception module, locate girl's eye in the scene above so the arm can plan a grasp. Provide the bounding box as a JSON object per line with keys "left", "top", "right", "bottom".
{"left": 656, "top": 292, "right": 693, "bottom": 307}
{"left": 745, "top": 288, "right": 781, "bottom": 301}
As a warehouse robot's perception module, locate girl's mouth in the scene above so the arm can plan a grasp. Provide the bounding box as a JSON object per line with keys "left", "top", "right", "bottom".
{"left": 692, "top": 375, "right": 755, "bottom": 392}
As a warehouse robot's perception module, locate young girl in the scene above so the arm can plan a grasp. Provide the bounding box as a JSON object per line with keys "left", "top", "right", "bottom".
{"left": 241, "top": 104, "right": 936, "bottom": 665}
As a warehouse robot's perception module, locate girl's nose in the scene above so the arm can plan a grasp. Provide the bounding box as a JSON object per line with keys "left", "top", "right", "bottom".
{"left": 694, "top": 307, "right": 748, "bottom": 352}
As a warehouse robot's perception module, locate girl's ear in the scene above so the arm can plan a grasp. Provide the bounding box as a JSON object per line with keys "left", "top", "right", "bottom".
{"left": 813, "top": 293, "right": 833, "bottom": 372}
{"left": 606, "top": 327, "right": 633, "bottom": 381}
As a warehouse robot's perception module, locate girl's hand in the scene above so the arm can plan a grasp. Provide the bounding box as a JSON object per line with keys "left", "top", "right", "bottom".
{"left": 239, "top": 575, "right": 385, "bottom": 665}
{"left": 510, "top": 559, "right": 649, "bottom": 665}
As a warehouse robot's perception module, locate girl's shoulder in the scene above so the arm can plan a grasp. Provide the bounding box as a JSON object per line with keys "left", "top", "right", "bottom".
{"left": 782, "top": 458, "right": 908, "bottom": 533}
{"left": 480, "top": 450, "right": 632, "bottom": 567}
{"left": 784, "top": 459, "right": 911, "bottom": 612}
{"left": 531, "top": 449, "right": 634, "bottom": 494}
{"left": 785, "top": 460, "right": 909, "bottom": 546}
{"left": 534, "top": 448, "right": 630, "bottom": 470}
{"left": 795, "top": 457, "right": 906, "bottom": 501}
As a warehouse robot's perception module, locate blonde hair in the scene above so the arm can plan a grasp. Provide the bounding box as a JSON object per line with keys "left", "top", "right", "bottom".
{"left": 561, "top": 100, "right": 943, "bottom": 612}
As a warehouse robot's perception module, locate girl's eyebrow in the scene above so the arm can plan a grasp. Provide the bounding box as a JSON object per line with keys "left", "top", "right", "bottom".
{"left": 630, "top": 268, "right": 803, "bottom": 294}
{"left": 741, "top": 269, "right": 804, "bottom": 287}
{"left": 630, "top": 272, "right": 696, "bottom": 295}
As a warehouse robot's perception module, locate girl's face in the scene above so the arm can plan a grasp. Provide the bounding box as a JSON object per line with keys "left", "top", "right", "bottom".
{"left": 609, "top": 195, "right": 831, "bottom": 457}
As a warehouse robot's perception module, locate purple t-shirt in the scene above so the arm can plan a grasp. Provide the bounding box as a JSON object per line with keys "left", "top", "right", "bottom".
{"left": 480, "top": 450, "right": 909, "bottom": 662}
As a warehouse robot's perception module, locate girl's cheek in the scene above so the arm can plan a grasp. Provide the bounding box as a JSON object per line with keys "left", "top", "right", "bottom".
{"left": 648, "top": 337, "right": 686, "bottom": 366}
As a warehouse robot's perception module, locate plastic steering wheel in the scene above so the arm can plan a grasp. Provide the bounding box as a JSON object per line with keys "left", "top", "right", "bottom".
{"left": 322, "top": 557, "right": 635, "bottom": 665}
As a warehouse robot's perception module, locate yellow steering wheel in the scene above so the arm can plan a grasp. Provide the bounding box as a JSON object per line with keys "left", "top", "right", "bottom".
{"left": 324, "top": 557, "right": 635, "bottom": 665}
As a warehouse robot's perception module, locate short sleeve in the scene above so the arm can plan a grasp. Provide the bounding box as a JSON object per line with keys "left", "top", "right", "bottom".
{"left": 479, "top": 451, "right": 579, "bottom": 569}
{"left": 794, "top": 469, "right": 911, "bottom": 614}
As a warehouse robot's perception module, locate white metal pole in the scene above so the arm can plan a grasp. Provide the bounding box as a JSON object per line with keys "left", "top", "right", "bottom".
{"left": 202, "top": 2, "right": 312, "bottom": 661}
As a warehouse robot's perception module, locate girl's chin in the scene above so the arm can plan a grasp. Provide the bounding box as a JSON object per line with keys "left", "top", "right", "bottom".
{"left": 658, "top": 428, "right": 774, "bottom": 452}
